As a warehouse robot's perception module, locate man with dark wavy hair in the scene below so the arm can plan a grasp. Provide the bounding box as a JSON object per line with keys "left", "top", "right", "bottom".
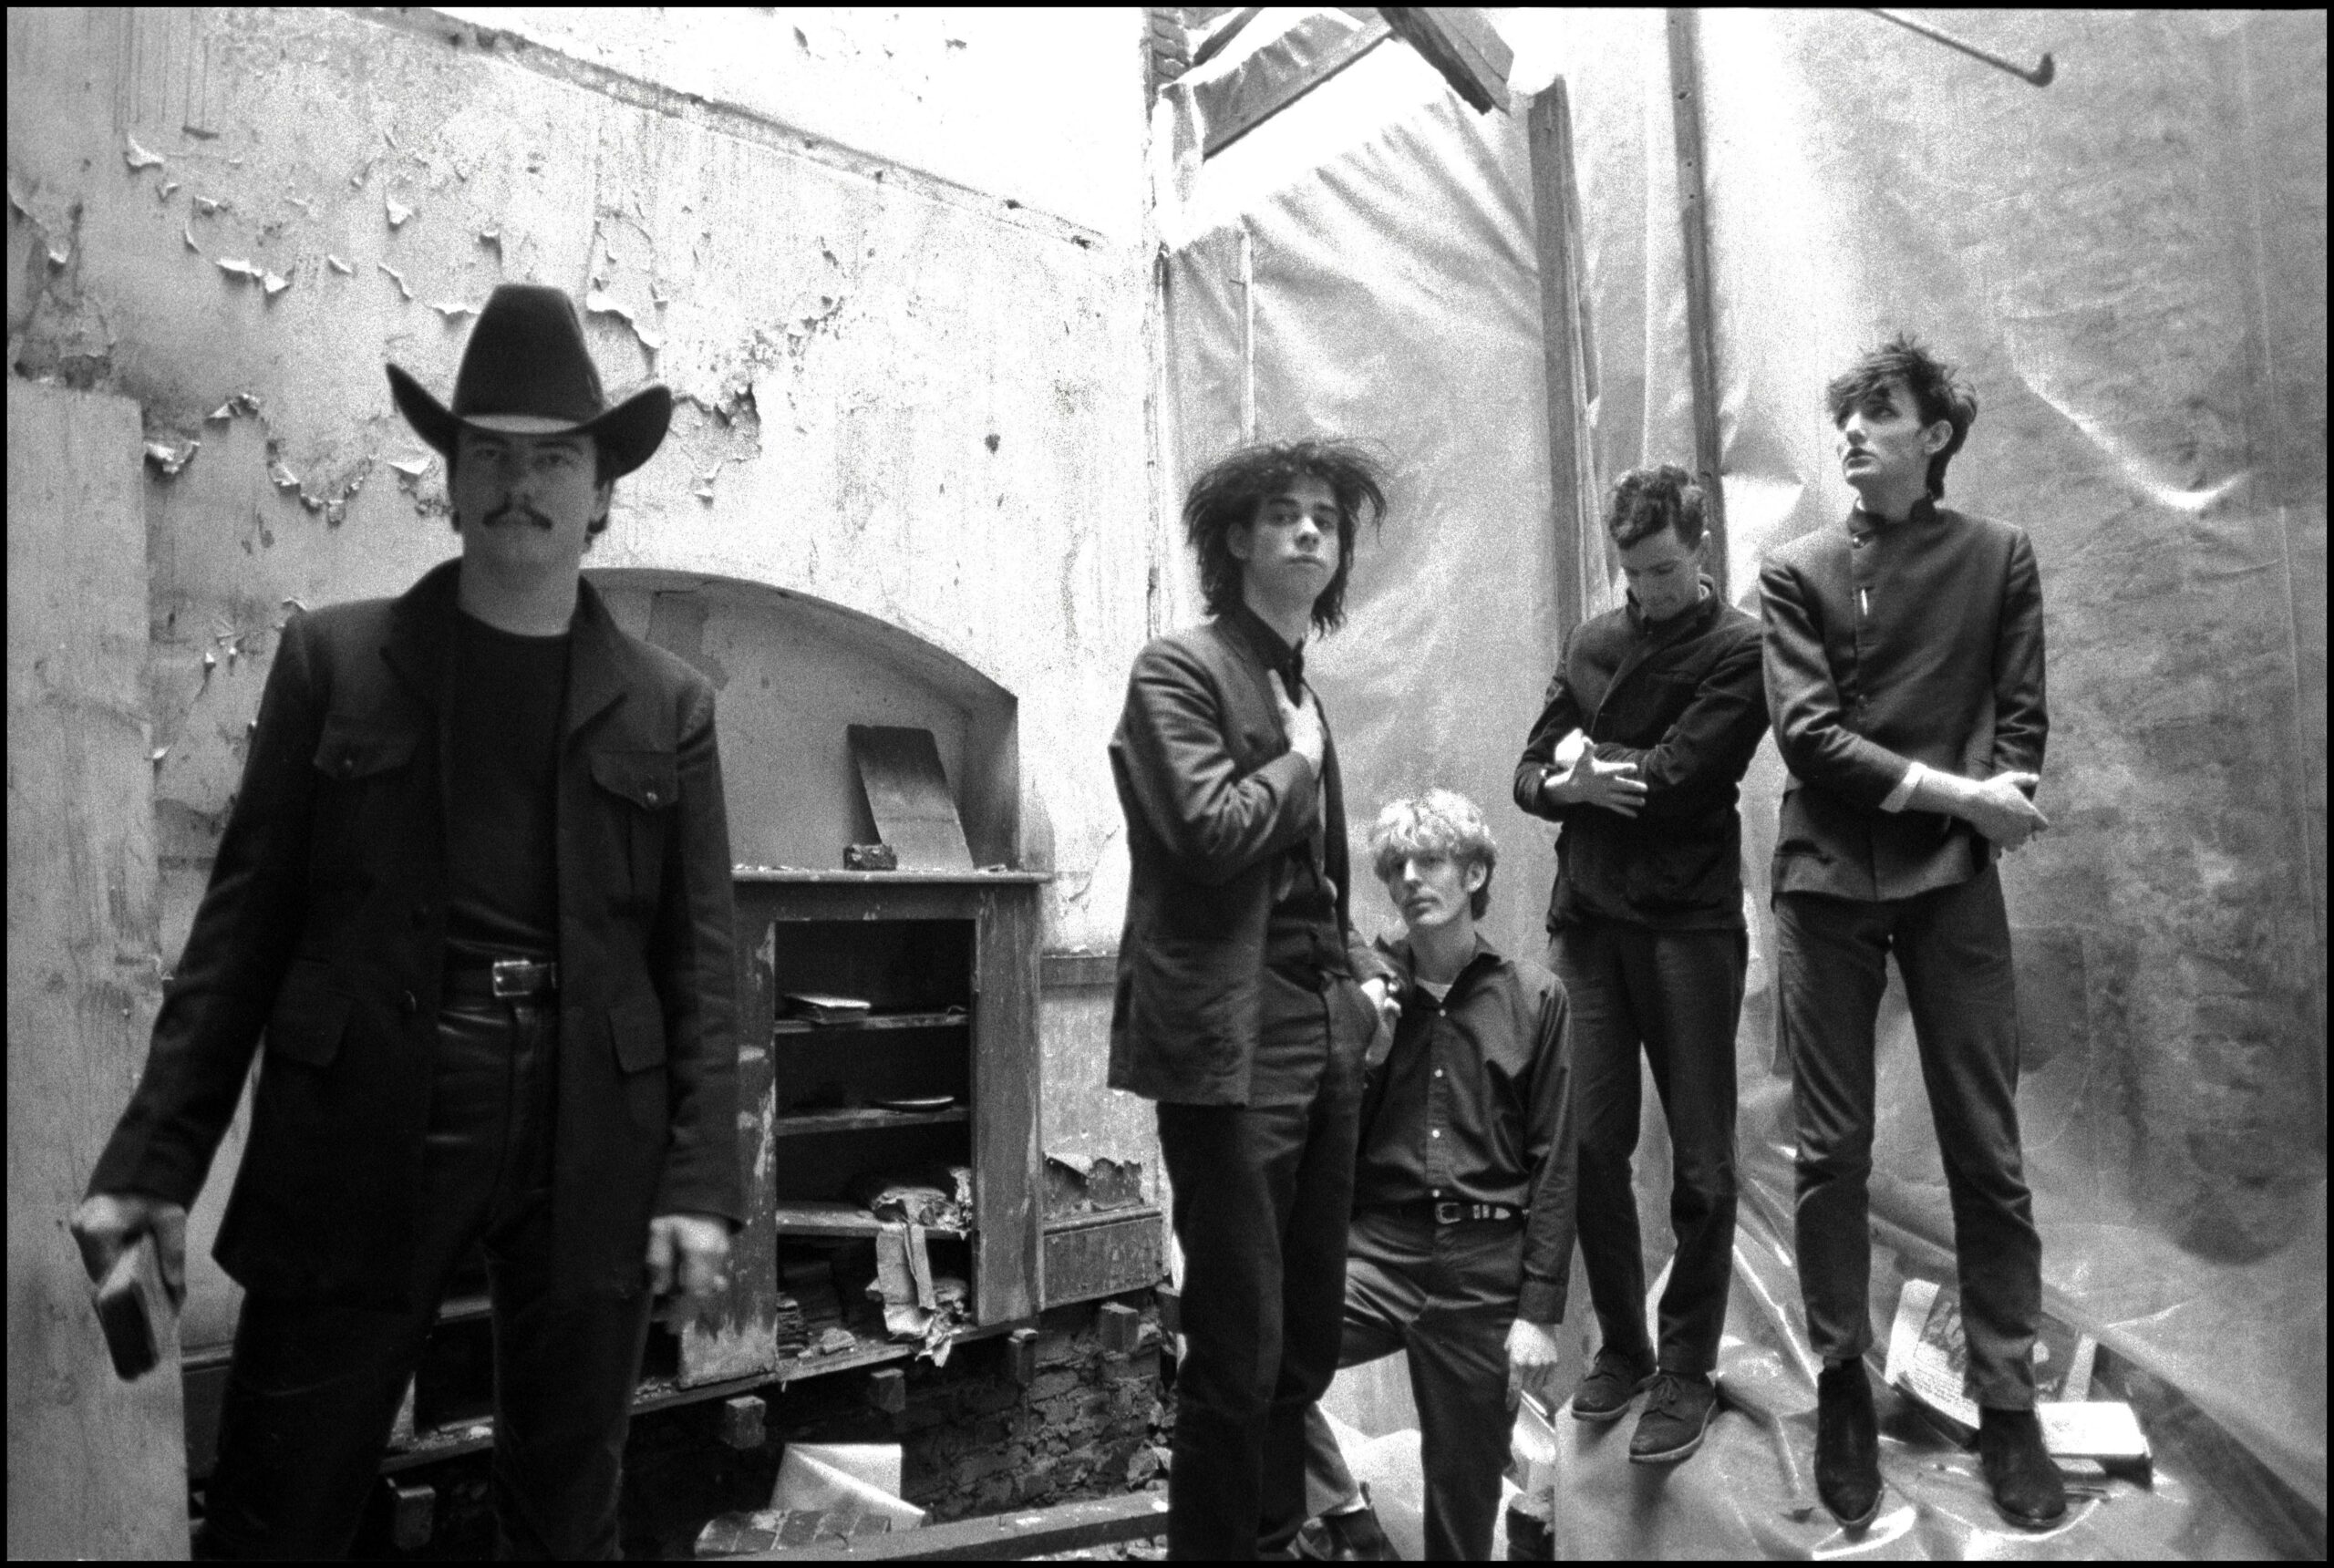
{"left": 1514, "top": 464, "right": 1769, "bottom": 1467}
{"left": 1762, "top": 335, "right": 2061, "bottom": 1531}
{"left": 1108, "top": 438, "right": 1397, "bottom": 1559}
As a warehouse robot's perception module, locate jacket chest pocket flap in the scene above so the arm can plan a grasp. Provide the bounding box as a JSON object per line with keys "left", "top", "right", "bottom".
{"left": 591, "top": 750, "right": 679, "bottom": 907}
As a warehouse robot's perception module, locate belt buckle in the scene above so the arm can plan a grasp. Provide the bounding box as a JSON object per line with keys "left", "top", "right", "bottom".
{"left": 1434, "top": 1201, "right": 1462, "bottom": 1225}
{"left": 491, "top": 958, "right": 553, "bottom": 999}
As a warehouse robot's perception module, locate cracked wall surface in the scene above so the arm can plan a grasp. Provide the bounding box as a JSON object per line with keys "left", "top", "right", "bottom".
{"left": 7, "top": 5, "right": 1165, "bottom": 1349}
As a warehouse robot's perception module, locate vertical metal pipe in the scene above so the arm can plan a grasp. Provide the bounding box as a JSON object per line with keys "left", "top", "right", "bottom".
{"left": 1667, "top": 8, "right": 1730, "bottom": 598}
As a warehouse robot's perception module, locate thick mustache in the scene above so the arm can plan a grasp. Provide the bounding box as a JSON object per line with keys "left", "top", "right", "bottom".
{"left": 485, "top": 502, "right": 554, "bottom": 530}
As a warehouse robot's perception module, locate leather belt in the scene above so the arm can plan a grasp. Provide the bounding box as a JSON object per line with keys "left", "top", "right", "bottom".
{"left": 443, "top": 952, "right": 560, "bottom": 1002}
{"left": 1379, "top": 1199, "right": 1523, "bottom": 1226}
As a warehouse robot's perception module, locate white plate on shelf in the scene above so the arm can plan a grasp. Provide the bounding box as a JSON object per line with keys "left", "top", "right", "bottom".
{"left": 871, "top": 1095, "right": 957, "bottom": 1113}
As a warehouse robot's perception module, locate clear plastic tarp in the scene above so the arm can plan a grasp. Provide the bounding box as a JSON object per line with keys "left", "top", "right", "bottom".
{"left": 1162, "top": 8, "right": 2326, "bottom": 1557}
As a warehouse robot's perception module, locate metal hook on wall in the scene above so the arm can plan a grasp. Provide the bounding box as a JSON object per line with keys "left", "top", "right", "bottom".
{"left": 1864, "top": 9, "right": 2056, "bottom": 88}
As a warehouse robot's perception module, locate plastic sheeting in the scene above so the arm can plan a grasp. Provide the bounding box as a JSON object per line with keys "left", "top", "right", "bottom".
{"left": 1164, "top": 7, "right": 2324, "bottom": 1557}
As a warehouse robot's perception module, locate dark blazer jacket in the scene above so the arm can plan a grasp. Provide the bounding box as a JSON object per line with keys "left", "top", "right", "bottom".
{"left": 1106, "top": 611, "right": 1378, "bottom": 1106}
{"left": 1513, "top": 583, "right": 1769, "bottom": 931}
{"left": 1760, "top": 500, "right": 2048, "bottom": 902}
{"left": 88, "top": 560, "right": 742, "bottom": 1306}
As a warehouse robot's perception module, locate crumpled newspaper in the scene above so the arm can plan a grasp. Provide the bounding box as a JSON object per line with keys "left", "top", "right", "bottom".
{"left": 851, "top": 1164, "right": 972, "bottom": 1230}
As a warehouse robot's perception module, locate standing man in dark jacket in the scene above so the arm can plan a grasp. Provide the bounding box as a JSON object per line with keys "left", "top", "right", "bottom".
{"left": 1109, "top": 438, "right": 1396, "bottom": 1560}
{"left": 69, "top": 284, "right": 741, "bottom": 1559}
{"left": 1514, "top": 465, "right": 1769, "bottom": 1466}
{"left": 1761, "top": 335, "right": 2061, "bottom": 1531}
{"left": 1295, "top": 790, "right": 1575, "bottom": 1563}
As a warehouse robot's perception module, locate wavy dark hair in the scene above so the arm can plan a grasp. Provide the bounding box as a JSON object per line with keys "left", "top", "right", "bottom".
{"left": 1183, "top": 438, "right": 1389, "bottom": 634}
{"left": 1606, "top": 464, "right": 1705, "bottom": 550}
{"left": 1823, "top": 334, "right": 1978, "bottom": 500}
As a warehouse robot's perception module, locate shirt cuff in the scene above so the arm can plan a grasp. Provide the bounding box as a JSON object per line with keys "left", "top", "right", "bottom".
{"left": 1880, "top": 759, "right": 1927, "bottom": 814}
{"left": 1517, "top": 1277, "right": 1567, "bottom": 1324}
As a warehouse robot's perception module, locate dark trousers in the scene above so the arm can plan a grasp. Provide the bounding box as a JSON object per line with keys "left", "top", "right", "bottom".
{"left": 1156, "top": 967, "right": 1365, "bottom": 1561}
{"left": 1775, "top": 864, "right": 2041, "bottom": 1408}
{"left": 1302, "top": 1209, "right": 1523, "bottom": 1561}
{"left": 1548, "top": 923, "right": 1743, "bottom": 1377}
{"left": 198, "top": 973, "right": 656, "bottom": 1559}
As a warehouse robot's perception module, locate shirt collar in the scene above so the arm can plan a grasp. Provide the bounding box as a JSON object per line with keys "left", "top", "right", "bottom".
{"left": 1227, "top": 600, "right": 1304, "bottom": 681}
{"left": 1386, "top": 930, "right": 1503, "bottom": 992}
{"left": 1626, "top": 575, "right": 1719, "bottom": 639}
{"left": 1847, "top": 493, "right": 1940, "bottom": 537}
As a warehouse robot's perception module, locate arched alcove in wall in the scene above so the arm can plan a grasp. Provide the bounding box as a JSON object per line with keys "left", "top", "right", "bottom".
{"left": 587, "top": 568, "right": 1019, "bottom": 872}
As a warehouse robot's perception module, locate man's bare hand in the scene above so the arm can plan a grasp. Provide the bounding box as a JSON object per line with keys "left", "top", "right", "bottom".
{"left": 1272, "top": 671, "right": 1326, "bottom": 774}
{"left": 645, "top": 1212, "right": 732, "bottom": 1298}
{"left": 1505, "top": 1318, "right": 1564, "bottom": 1410}
{"left": 1957, "top": 771, "right": 2048, "bottom": 851}
{"left": 1547, "top": 752, "right": 1647, "bottom": 817}
{"left": 70, "top": 1192, "right": 188, "bottom": 1309}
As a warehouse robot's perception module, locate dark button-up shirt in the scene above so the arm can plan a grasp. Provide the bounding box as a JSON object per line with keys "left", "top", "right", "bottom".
{"left": 1514, "top": 579, "right": 1768, "bottom": 931}
{"left": 1352, "top": 935, "right": 1576, "bottom": 1322}
{"left": 1224, "top": 605, "right": 1348, "bottom": 979}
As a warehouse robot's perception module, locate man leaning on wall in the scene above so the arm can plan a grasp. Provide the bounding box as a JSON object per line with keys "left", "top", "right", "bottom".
{"left": 1107, "top": 439, "right": 1399, "bottom": 1560}
{"left": 1761, "top": 335, "right": 2064, "bottom": 1532}
{"left": 69, "top": 284, "right": 741, "bottom": 1559}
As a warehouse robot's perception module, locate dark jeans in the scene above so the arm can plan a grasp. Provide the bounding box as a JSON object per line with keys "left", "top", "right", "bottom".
{"left": 1775, "top": 864, "right": 2041, "bottom": 1408}
{"left": 1302, "top": 1208, "right": 1523, "bottom": 1562}
{"left": 1548, "top": 923, "right": 1743, "bottom": 1377}
{"left": 1157, "top": 966, "right": 1367, "bottom": 1561}
{"left": 198, "top": 967, "right": 656, "bottom": 1559}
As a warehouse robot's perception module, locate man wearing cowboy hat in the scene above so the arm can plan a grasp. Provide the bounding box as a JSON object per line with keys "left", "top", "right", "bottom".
{"left": 69, "top": 284, "right": 741, "bottom": 1558}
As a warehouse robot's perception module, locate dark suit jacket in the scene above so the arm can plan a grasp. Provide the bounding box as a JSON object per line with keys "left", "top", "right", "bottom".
{"left": 1107, "top": 610, "right": 1379, "bottom": 1105}
{"left": 1513, "top": 583, "right": 1769, "bottom": 930}
{"left": 89, "top": 559, "right": 742, "bottom": 1305}
{"left": 1760, "top": 500, "right": 2048, "bottom": 902}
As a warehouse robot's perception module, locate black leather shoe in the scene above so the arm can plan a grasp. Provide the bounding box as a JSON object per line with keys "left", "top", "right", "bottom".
{"left": 1570, "top": 1346, "right": 1657, "bottom": 1422}
{"left": 1978, "top": 1407, "right": 2068, "bottom": 1530}
{"left": 1629, "top": 1372, "right": 1719, "bottom": 1463}
{"left": 1814, "top": 1360, "right": 1883, "bottom": 1529}
{"left": 1293, "top": 1485, "right": 1399, "bottom": 1562}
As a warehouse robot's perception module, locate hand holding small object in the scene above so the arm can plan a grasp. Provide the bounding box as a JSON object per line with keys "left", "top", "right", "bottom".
{"left": 1272, "top": 671, "right": 1326, "bottom": 773}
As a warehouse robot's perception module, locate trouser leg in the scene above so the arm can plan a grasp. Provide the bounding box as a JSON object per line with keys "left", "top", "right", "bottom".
{"left": 1302, "top": 1217, "right": 1420, "bottom": 1519}
{"left": 485, "top": 1213, "right": 656, "bottom": 1559}
{"left": 1403, "top": 1222, "right": 1522, "bottom": 1562}
{"left": 196, "top": 1293, "right": 441, "bottom": 1559}
{"left": 1259, "top": 985, "right": 1365, "bottom": 1555}
{"left": 198, "top": 988, "right": 532, "bottom": 1559}
{"left": 1547, "top": 926, "right": 1650, "bottom": 1365}
{"left": 1627, "top": 927, "right": 1744, "bottom": 1377}
{"left": 1774, "top": 892, "right": 1892, "bottom": 1365}
{"left": 1895, "top": 866, "right": 2041, "bottom": 1409}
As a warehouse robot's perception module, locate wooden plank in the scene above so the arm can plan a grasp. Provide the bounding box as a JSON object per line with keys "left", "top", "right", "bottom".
{"left": 772, "top": 1010, "right": 969, "bottom": 1035}
{"left": 1200, "top": 15, "right": 1394, "bottom": 159}
{"left": 734, "top": 1489, "right": 1172, "bottom": 1562}
{"left": 681, "top": 899, "right": 783, "bottom": 1387}
{"left": 1526, "top": 77, "right": 1597, "bottom": 642}
{"left": 1666, "top": 7, "right": 1730, "bottom": 599}
{"left": 771, "top": 1108, "right": 967, "bottom": 1139}
{"left": 6, "top": 381, "right": 191, "bottom": 1558}
{"left": 972, "top": 885, "right": 1042, "bottom": 1325}
{"left": 849, "top": 726, "right": 976, "bottom": 872}
{"left": 1038, "top": 950, "right": 1118, "bottom": 991}
{"left": 1041, "top": 1210, "right": 1166, "bottom": 1307}
{"left": 1379, "top": 7, "right": 1513, "bottom": 114}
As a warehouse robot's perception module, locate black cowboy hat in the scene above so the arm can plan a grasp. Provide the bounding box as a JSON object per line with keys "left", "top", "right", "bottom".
{"left": 386, "top": 283, "right": 671, "bottom": 478}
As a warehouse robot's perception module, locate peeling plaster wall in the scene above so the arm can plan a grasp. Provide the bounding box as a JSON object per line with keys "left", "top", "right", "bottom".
{"left": 6, "top": 5, "right": 1162, "bottom": 1349}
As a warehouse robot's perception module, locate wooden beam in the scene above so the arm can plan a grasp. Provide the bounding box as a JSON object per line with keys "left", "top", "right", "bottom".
{"left": 735, "top": 1490, "right": 1171, "bottom": 1561}
{"left": 1201, "top": 15, "right": 1394, "bottom": 158}
{"left": 1526, "top": 77, "right": 1596, "bottom": 640}
{"left": 1667, "top": 8, "right": 1730, "bottom": 599}
{"left": 6, "top": 381, "right": 190, "bottom": 1558}
{"left": 1379, "top": 8, "right": 1513, "bottom": 115}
